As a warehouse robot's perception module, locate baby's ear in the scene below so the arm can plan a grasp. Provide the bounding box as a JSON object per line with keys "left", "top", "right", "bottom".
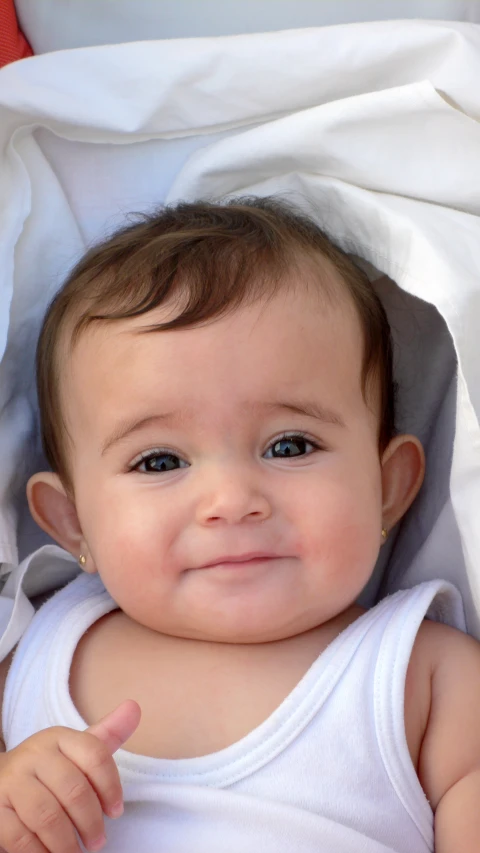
{"left": 27, "top": 472, "right": 83, "bottom": 558}
{"left": 380, "top": 434, "right": 425, "bottom": 532}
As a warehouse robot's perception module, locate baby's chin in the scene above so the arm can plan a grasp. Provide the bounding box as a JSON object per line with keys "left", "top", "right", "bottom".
{"left": 123, "top": 597, "right": 325, "bottom": 645}
{"left": 172, "top": 570, "right": 326, "bottom": 644}
{"left": 155, "top": 598, "right": 338, "bottom": 645}
{"left": 107, "top": 555, "right": 369, "bottom": 644}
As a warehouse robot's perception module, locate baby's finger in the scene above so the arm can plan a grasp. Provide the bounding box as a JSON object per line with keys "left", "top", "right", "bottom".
{"left": 0, "top": 802, "right": 56, "bottom": 853}
{"left": 12, "top": 775, "right": 83, "bottom": 853}
{"left": 33, "top": 752, "right": 107, "bottom": 852}
{"left": 56, "top": 729, "right": 124, "bottom": 819}
{"left": 86, "top": 699, "right": 141, "bottom": 755}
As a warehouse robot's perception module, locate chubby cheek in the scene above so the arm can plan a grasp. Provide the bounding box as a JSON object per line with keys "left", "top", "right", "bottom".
{"left": 294, "top": 464, "right": 383, "bottom": 594}
{"left": 78, "top": 485, "right": 182, "bottom": 603}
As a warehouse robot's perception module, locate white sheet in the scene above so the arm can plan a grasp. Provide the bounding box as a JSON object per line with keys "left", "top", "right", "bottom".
{"left": 1, "top": 19, "right": 480, "bottom": 659}
{"left": 15, "top": 0, "right": 480, "bottom": 50}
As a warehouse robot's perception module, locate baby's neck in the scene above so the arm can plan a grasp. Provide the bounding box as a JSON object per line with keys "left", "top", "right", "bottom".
{"left": 70, "top": 601, "right": 365, "bottom": 760}
{"left": 119, "top": 601, "right": 365, "bottom": 653}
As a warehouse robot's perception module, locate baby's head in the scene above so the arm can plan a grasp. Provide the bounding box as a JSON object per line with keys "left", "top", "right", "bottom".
{"left": 28, "top": 198, "right": 424, "bottom": 643}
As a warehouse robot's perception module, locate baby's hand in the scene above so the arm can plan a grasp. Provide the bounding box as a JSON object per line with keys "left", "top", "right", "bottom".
{"left": 0, "top": 699, "right": 141, "bottom": 853}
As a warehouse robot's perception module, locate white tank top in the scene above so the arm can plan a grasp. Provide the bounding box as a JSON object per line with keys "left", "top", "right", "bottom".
{"left": 2, "top": 572, "right": 465, "bottom": 853}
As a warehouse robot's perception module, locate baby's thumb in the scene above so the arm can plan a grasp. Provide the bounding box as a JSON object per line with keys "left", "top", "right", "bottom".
{"left": 86, "top": 699, "right": 141, "bottom": 754}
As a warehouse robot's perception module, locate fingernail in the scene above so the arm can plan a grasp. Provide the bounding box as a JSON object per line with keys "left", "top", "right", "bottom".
{"left": 110, "top": 801, "right": 124, "bottom": 818}
{"left": 89, "top": 836, "right": 107, "bottom": 852}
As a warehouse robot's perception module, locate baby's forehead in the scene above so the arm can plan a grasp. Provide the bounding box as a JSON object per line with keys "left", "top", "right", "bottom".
{"left": 62, "top": 247, "right": 355, "bottom": 358}
{"left": 72, "top": 271, "right": 358, "bottom": 352}
{"left": 65, "top": 283, "right": 364, "bottom": 414}
{"left": 54, "top": 277, "right": 382, "bottom": 478}
{"left": 60, "top": 260, "right": 366, "bottom": 419}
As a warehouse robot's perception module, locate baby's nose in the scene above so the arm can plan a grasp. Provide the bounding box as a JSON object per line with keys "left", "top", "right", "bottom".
{"left": 195, "top": 463, "right": 272, "bottom": 525}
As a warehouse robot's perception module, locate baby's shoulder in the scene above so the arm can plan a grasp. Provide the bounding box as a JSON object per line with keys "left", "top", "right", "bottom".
{"left": 409, "top": 616, "right": 480, "bottom": 689}
{"left": 407, "top": 618, "right": 480, "bottom": 810}
{"left": 410, "top": 615, "right": 476, "bottom": 663}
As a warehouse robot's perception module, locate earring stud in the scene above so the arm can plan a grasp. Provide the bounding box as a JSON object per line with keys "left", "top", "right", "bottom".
{"left": 381, "top": 528, "right": 388, "bottom": 541}
{"left": 78, "top": 554, "right": 87, "bottom": 567}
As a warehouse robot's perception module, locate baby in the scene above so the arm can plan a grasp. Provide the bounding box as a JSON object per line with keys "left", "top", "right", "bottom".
{"left": 0, "top": 197, "right": 479, "bottom": 853}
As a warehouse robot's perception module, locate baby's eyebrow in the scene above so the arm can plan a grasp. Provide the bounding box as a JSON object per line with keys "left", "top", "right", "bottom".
{"left": 100, "top": 400, "right": 345, "bottom": 456}
{"left": 259, "top": 400, "right": 345, "bottom": 427}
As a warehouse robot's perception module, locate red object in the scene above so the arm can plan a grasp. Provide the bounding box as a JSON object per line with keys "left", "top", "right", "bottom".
{"left": 0, "top": 0, "right": 33, "bottom": 67}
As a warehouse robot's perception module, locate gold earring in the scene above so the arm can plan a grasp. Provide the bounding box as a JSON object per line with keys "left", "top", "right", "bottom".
{"left": 78, "top": 554, "right": 87, "bottom": 567}
{"left": 381, "top": 528, "right": 388, "bottom": 541}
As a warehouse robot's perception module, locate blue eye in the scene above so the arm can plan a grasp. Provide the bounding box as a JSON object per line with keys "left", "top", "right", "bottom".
{"left": 132, "top": 451, "right": 188, "bottom": 473}
{"left": 265, "top": 433, "right": 319, "bottom": 459}
{"left": 131, "top": 433, "right": 321, "bottom": 473}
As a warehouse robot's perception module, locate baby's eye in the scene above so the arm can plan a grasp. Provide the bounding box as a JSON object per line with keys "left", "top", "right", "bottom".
{"left": 132, "top": 451, "right": 189, "bottom": 474}
{"left": 264, "top": 434, "right": 319, "bottom": 459}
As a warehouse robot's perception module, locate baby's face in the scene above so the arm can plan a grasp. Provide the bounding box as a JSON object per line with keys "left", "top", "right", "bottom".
{"left": 65, "top": 278, "right": 384, "bottom": 642}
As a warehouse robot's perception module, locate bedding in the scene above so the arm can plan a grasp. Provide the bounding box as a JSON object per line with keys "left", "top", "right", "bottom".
{"left": 15, "top": 0, "right": 480, "bottom": 50}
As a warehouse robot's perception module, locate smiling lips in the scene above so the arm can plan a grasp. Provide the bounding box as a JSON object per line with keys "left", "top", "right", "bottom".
{"left": 197, "top": 552, "right": 280, "bottom": 569}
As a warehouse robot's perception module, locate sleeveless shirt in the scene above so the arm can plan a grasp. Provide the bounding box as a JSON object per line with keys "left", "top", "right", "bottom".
{"left": 2, "top": 572, "right": 465, "bottom": 853}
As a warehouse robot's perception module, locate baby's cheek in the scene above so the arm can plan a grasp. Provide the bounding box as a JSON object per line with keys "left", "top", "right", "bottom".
{"left": 303, "top": 482, "right": 381, "bottom": 576}
{"left": 98, "top": 494, "right": 183, "bottom": 582}
{"left": 332, "top": 516, "right": 380, "bottom": 574}
{"left": 85, "top": 499, "right": 150, "bottom": 574}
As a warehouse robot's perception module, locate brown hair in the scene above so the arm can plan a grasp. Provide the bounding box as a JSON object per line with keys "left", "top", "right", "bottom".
{"left": 36, "top": 196, "right": 395, "bottom": 493}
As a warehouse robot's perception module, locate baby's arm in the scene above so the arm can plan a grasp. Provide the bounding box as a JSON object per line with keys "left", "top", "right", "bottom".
{"left": 415, "top": 620, "right": 480, "bottom": 851}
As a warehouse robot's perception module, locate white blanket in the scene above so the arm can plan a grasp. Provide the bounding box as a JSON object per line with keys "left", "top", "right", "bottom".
{"left": 1, "top": 19, "right": 480, "bottom": 657}
{"left": 15, "top": 0, "right": 480, "bottom": 49}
